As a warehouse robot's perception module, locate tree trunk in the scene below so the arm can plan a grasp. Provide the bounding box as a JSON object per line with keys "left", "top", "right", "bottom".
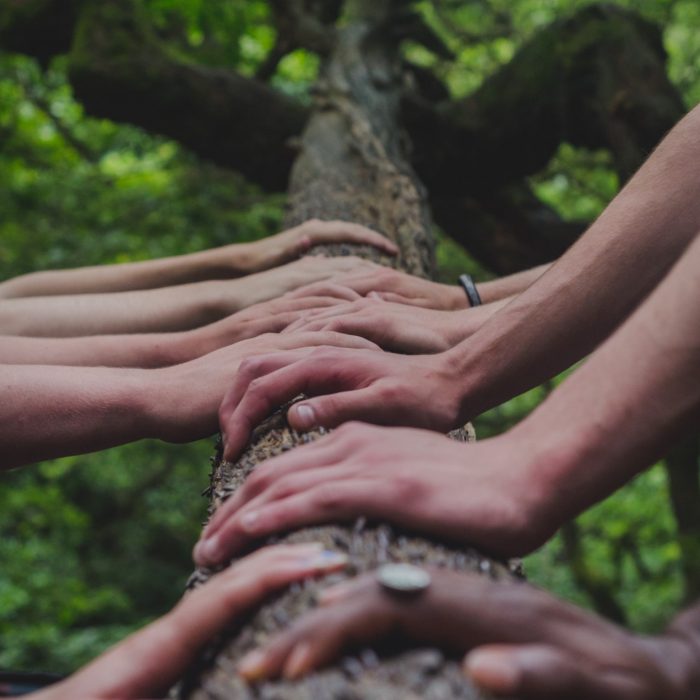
{"left": 177, "top": 4, "right": 517, "bottom": 698}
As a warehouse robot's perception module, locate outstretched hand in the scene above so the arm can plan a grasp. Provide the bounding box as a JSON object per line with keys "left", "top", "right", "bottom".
{"left": 287, "top": 266, "right": 466, "bottom": 310}
{"left": 218, "top": 345, "right": 467, "bottom": 461}
{"left": 32, "top": 543, "right": 347, "bottom": 699}
{"left": 194, "top": 424, "right": 550, "bottom": 568}
{"left": 284, "top": 296, "right": 458, "bottom": 353}
{"left": 242, "top": 219, "right": 398, "bottom": 272}
{"left": 236, "top": 568, "right": 696, "bottom": 700}
{"left": 152, "top": 331, "right": 381, "bottom": 444}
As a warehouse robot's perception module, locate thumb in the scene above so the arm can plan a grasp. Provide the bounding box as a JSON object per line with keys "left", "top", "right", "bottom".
{"left": 464, "top": 645, "right": 623, "bottom": 699}
{"left": 288, "top": 389, "right": 379, "bottom": 431}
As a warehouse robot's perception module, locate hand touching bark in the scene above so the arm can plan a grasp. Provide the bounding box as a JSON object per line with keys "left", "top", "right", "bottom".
{"left": 287, "top": 267, "right": 467, "bottom": 310}
{"left": 240, "top": 219, "right": 398, "bottom": 272}
{"left": 152, "top": 332, "right": 381, "bottom": 445}
{"left": 194, "top": 424, "right": 549, "bottom": 568}
{"left": 218, "top": 347, "right": 468, "bottom": 461}
{"left": 284, "top": 296, "right": 507, "bottom": 353}
{"left": 237, "top": 568, "right": 698, "bottom": 700}
{"left": 31, "top": 543, "right": 347, "bottom": 700}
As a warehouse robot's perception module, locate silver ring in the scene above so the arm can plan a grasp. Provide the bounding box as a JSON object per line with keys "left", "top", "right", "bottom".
{"left": 377, "top": 563, "right": 431, "bottom": 596}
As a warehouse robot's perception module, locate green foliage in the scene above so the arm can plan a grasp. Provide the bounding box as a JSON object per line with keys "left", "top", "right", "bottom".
{"left": 0, "top": 0, "right": 698, "bottom": 676}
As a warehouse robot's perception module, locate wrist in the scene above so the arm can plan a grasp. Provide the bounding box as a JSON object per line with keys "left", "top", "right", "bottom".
{"left": 444, "top": 283, "right": 470, "bottom": 310}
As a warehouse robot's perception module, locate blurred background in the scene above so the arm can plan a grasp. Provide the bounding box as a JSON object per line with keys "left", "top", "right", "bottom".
{"left": 0, "top": 0, "right": 698, "bottom": 674}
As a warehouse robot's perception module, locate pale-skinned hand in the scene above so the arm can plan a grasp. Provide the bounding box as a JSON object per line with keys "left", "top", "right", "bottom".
{"left": 31, "top": 543, "right": 347, "bottom": 699}
{"left": 151, "top": 332, "right": 381, "bottom": 444}
{"left": 195, "top": 293, "right": 360, "bottom": 353}
{"left": 240, "top": 219, "right": 398, "bottom": 272}
{"left": 283, "top": 296, "right": 458, "bottom": 353}
{"left": 286, "top": 266, "right": 466, "bottom": 310}
{"left": 236, "top": 568, "right": 697, "bottom": 700}
{"left": 194, "top": 423, "right": 550, "bottom": 568}
{"left": 217, "top": 345, "right": 467, "bottom": 461}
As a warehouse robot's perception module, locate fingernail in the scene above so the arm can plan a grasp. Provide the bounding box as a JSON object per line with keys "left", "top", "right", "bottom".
{"left": 238, "top": 649, "right": 268, "bottom": 681}
{"left": 284, "top": 642, "right": 313, "bottom": 679}
{"left": 465, "top": 651, "right": 520, "bottom": 693}
{"left": 194, "top": 535, "right": 220, "bottom": 566}
{"left": 293, "top": 404, "right": 317, "bottom": 429}
{"left": 305, "top": 550, "right": 348, "bottom": 569}
{"left": 241, "top": 511, "right": 258, "bottom": 533}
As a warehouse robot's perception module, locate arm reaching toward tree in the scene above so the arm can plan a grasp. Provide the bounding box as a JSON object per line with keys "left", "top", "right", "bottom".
{"left": 0, "top": 256, "right": 378, "bottom": 337}
{"left": 287, "top": 263, "right": 548, "bottom": 310}
{"left": 283, "top": 295, "right": 512, "bottom": 353}
{"left": 0, "top": 219, "right": 397, "bottom": 299}
{"left": 236, "top": 568, "right": 700, "bottom": 700}
{"left": 30, "top": 543, "right": 347, "bottom": 700}
{"left": 0, "top": 294, "right": 351, "bottom": 367}
{"left": 204, "top": 230, "right": 700, "bottom": 566}
{"left": 0, "top": 331, "right": 377, "bottom": 470}
{"left": 218, "top": 104, "right": 700, "bottom": 447}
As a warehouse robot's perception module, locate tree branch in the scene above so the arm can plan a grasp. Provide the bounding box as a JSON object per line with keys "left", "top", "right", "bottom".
{"left": 405, "top": 3, "right": 685, "bottom": 198}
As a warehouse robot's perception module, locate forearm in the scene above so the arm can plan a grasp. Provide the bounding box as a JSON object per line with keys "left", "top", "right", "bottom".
{"left": 506, "top": 232, "right": 700, "bottom": 530}
{"left": 0, "top": 280, "right": 233, "bottom": 336}
{"left": 442, "top": 297, "right": 513, "bottom": 346}
{"left": 453, "top": 105, "right": 700, "bottom": 416}
{"left": 0, "top": 245, "right": 250, "bottom": 299}
{"left": 0, "top": 330, "right": 205, "bottom": 367}
{"left": 477, "top": 263, "right": 550, "bottom": 303}
{"left": 0, "top": 364, "right": 162, "bottom": 469}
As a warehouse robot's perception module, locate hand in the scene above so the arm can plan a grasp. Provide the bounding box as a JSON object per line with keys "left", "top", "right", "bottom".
{"left": 241, "top": 220, "right": 398, "bottom": 272}
{"left": 287, "top": 266, "right": 466, "bottom": 310}
{"left": 218, "top": 345, "right": 467, "bottom": 461}
{"left": 194, "top": 293, "right": 359, "bottom": 355}
{"left": 237, "top": 255, "right": 381, "bottom": 309}
{"left": 194, "top": 424, "right": 549, "bottom": 568}
{"left": 236, "top": 568, "right": 696, "bottom": 700}
{"left": 33, "top": 543, "right": 347, "bottom": 699}
{"left": 151, "top": 331, "right": 380, "bottom": 444}
{"left": 284, "top": 296, "right": 457, "bottom": 353}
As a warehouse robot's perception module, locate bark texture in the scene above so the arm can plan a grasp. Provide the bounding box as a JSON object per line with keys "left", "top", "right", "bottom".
{"left": 177, "top": 5, "right": 516, "bottom": 698}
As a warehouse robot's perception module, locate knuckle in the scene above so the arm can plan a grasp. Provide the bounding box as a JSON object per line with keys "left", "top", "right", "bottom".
{"left": 238, "top": 357, "right": 262, "bottom": 379}
{"left": 311, "top": 484, "right": 343, "bottom": 511}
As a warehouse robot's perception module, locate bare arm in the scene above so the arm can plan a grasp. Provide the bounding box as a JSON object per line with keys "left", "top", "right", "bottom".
{"left": 452, "top": 105, "right": 700, "bottom": 419}
{"left": 0, "top": 220, "right": 397, "bottom": 299}
{"left": 0, "top": 256, "right": 377, "bottom": 337}
{"left": 207, "top": 231, "right": 700, "bottom": 565}
{"left": 477, "top": 263, "right": 550, "bottom": 304}
{"left": 0, "top": 331, "right": 376, "bottom": 470}
{"left": 285, "top": 295, "right": 513, "bottom": 353}
{"left": 0, "top": 294, "right": 349, "bottom": 367}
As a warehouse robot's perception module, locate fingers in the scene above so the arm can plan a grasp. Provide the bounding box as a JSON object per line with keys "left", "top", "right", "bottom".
{"left": 287, "top": 386, "right": 384, "bottom": 432}
{"left": 301, "top": 220, "right": 399, "bottom": 256}
{"left": 238, "top": 575, "right": 393, "bottom": 682}
{"left": 464, "top": 645, "right": 640, "bottom": 699}
{"left": 220, "top": 348, "right": 383, "bottom": 460}
{"left": 198, "top": 434, "right": 344, "bottom": 544}
{"left": 196, "top": 478, "right": 381, "bottom": 566}
{"left": 60, "top": 543, "right": 347, "bottom": 700}
{"left": 370, "top": 291, "right": 429, "bottom": 307}
{"left": 286, "top": 282, "right": 362, "bottom": 302}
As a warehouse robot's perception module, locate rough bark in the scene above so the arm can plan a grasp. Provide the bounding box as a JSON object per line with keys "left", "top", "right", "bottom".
{"left": 177, "top": 4, "right": 517, "bottom": 698}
